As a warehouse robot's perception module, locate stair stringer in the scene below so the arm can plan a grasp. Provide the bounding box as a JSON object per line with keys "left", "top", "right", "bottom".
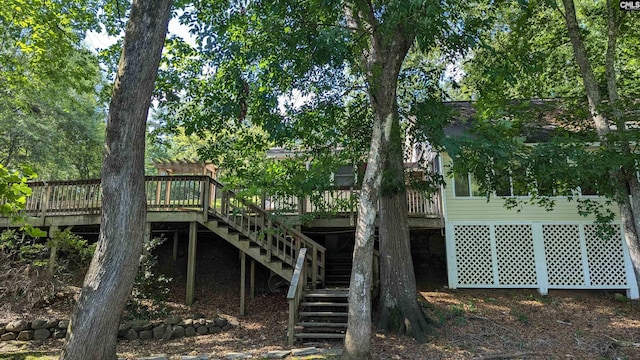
{"left": 200, "top": 219, "right": 293, "bottom": 282}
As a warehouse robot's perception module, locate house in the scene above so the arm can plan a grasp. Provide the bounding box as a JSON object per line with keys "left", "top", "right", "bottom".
{"left": 1, "top": 101, "right": 637, "bottom": 344}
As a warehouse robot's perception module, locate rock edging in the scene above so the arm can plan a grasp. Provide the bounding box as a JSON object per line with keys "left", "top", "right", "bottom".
{"left": 0, "top": 315, "right": 235, "bottom": 343}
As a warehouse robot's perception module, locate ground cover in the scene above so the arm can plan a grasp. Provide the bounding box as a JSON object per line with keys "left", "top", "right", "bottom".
{"left": 1, "top": 240, "right": 639, "bottom": 359}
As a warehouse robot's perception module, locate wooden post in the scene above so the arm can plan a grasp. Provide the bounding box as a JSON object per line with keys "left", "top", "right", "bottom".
{"left": 172, "top": 230, "right": 179, "bottom": 261}
{"left": 250, "top": 259, "right": 256, "bottom": 299}
{"left": 266, "top": 218, "right": 273, "bottom": 260}
{"left": 47, "top": 225, "right": 59, "bottom": 277}
{"left": 312, "top": 248, "right": 318, "bottom": 289}
{"left": 240, "top": 251, "right": 246, "bottom": 316}
{"left": 186, "top": 222, "right": 197, "bottom": 305}
{"left": 202, "top": 177, "right": 210, "bottom": 219}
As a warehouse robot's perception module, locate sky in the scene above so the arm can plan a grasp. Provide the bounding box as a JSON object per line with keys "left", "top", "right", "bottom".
{"left": 85, "top": 16, "right": 195, "bottom": 51}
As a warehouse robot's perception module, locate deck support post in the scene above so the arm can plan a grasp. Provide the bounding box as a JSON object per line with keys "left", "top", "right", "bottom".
{"left": 250, "top": 259, "right": 255, "bottom": 299}
{"left": 172, "top": 230, "right": 179, "bottom": 261}
{"left": 48, "top": 225, "right": 59, "bottom": 277}
{"left": 240, "top": 251, "right": 246, "bottom": 316}
{"left": 186, "top": 221, "right": 197, "bottom": 305}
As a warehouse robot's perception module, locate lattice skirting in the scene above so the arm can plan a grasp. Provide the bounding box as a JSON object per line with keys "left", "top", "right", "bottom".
{"left": 446, "top": 222, "right": 639, "bottom": 298}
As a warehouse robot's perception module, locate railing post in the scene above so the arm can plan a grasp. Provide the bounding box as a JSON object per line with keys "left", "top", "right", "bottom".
{"left": 312, "top": 247, "right": 318, "bottom": 289}
{"left": 40, "top": 182, "right": 51, "bottom": 220}
{"left": 349, "top": 186, "right": 355, "bottom": 226}
{"left": 164, "top": 178, "right": 172, "bottom": 206}
{"left": 155, "top": 179, "right": 162, "bottom": 208}
{"left": 266, "top": 217, "right": 273, "bottom": 260}
{"left": 202, "top": 178, "right": 210, "bottom": 220}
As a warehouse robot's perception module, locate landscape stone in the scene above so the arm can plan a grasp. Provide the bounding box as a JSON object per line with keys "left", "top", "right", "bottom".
{"left": 221, "top": 324, "right": 231, "bottom": 331}
{"left": 118, "top": 324, "right": 131, "bottom": 338}
{"left": 124, "top": 328, "right": 139, "bottom": 341}
{"left": 137, "top": 357, "right": 168, "bottom": 360}
{"left": 227, "top": 318, "right": 239, "bottom": 327}
{"left": 185, "top": 326, "right": 197, "bottom": 337}
{"left": 58, "top": 320, "right": 69, "bottom": 329}
{"left": 131, "top": 320, "right": 153, "bottom": 332}
{"left": 45, "top": 319, "right": 59, "bottom": 329}
{"left": 196, "top": 326, "right": 209, "bottom": 335}
{"left": 0, "top": 324, "right": 4, "bottom": 335}
{"left": 6, "top": 320, "right": 28, "bottom": 332}
{"left": 291, "top": 347, "right": 319, "bottom": 357}
{"left": 214, "top": 317, "right": 228, "bottom": 327}
{"left": 225, "top": 353, "right": 253, "bottom": 359}
{"left": 153, "top": 325, "right": 166, "bottom": 339}
{"left": 33, "top": 328, "right": 51, "bottom": 340}
{"left": 183, "top": 319, "right": 194, "bottom": 327}
{"left": 31, "top": 319, "right": 47, "bottom": 329}
{"left": 166, "top": 315, "right": 182, "bottom": 325}
{"left": 182, "top": 356, "right": 209, "bottom": 360}
{"left": 162, "top": 326, "right": 173, "bottom": 342}
{"left": 139, "top": 330, "right": 153, "bottom": 340}
{"left": 173, "top": 325, "right": 186, "bottom": 339}
{"left": 265, "top": 350, "right": 290, "bottom": 359}
{"left": 322, "top": 348, "right": 343, "bottom": 357}
{"left": 53, "top": 329, "right": 66, "bottom": 339}
{"left": 17, "top": 330, "right": 34, "bottom": 341}
{"left": 208, "top": 326, "right": 221, "bottom": 334}
{"left": 1, "top": 332, "right": 16, "bottom": 341}
{"left": 196, "top": 318, "right": 206, "bottom": 326}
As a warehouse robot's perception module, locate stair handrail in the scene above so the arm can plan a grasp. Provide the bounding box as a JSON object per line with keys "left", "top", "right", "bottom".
{"left": 207, "top": 177, "right": 325, "bottom": 287}
{"left": 287, "top": 247, "right": 308, "bottom": 345}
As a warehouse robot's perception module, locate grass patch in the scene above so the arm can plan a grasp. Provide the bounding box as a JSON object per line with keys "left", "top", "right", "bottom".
{"left": 0, "top": 352, "right": 58, "bottom": 360}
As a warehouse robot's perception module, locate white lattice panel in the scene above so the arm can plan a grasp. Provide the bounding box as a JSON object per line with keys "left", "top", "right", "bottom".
{"left": 495, "top": 225, "right": 537, "bottom": 285}
{"left": 584, "top": 224, "right": 627, "bottom": 286}
{"left": 543, "top": 224, "right": 585, "bottom": 286}
{"left": 454, "top": 225, "right": 493, "bottom": 285}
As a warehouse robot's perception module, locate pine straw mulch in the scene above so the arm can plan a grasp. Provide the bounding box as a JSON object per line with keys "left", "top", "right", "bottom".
{"left": 1, "top": 239, "right": 640, "bottom": 359}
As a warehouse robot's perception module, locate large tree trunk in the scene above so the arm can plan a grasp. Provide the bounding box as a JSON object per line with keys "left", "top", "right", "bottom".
{"left": 378, "top": 118, "right": 430, "bottom": 342}
{"left": 60, "top": 1, "right": 171, "bottom": 359}
{"left": 342, "top": 2, "right": 416, "bottom": 357}
{"left": 562, "top": 0, "right": 640, "bottom": 291}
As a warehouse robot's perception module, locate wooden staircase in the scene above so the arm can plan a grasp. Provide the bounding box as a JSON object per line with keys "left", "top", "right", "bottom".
{"left": 202, "top": 179, "right": 326, "bottom": 288}
{"left": 295, "top": 288, "right": 349, "bottom": 341}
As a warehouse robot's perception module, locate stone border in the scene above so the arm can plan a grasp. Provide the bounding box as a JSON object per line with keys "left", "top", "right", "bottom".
{"left": 0, "top": 315, "right": 236, "bottom": 343}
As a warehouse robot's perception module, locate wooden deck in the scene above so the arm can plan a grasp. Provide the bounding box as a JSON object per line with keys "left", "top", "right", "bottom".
{"left": 0, "top": 175, "right": 444, "bottom": 229}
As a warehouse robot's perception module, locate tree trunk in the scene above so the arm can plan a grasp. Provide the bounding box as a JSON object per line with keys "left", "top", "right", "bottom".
{"left": 342, "top": 3, "right": 416, "bottom": 357}
{"left": 60, "top": 1, "right": 171, "bottom": 359}
{"left": 562, "top": 0, "right": 640, "bottom": 291}
{"left": 378, "top": 118, "right": 430, "bottom": 342}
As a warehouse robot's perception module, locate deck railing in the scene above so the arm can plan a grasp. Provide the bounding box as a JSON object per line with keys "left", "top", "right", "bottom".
{"left": 15, "top": 176, "right": 443, "bottom": 220}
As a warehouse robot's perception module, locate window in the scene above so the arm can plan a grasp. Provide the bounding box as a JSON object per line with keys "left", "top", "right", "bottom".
{"left": 454, "top": 173, "right": 481, "bottom": 197}
{"left": 333, "top": 165, "right": 355, "bottom": 186}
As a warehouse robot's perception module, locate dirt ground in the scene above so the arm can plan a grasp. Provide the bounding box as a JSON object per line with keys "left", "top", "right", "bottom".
{"left": 1, "top": 239, "right": 639, "bottom": 359}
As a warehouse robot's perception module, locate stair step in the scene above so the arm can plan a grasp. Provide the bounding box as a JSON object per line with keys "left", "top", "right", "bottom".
{"left": 301, "top": 302, "right": 348, "bottom": 307}
{"left": 294, "top": 333, "right": 345, "bottom": 339}
{"left": 299, "top": 312, "right": 347, "bottom": 317}
{"left": 303, "top": 292, "right": 348, "bottom": 298}
{"left": 297, "top": 322, "right": 347, "bottom": 328}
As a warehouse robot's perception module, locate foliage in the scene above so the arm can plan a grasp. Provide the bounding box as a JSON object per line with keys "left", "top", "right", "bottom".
{"left": 0, "top": 0, "right": 106, "bottom": 180}
{"left": 0, "top": 228, "right": 94, "bottom": 306}
{"left": 125, "top": 235, "right": 172, "bottom": 320}
{"left": 446, "top": 0, "right": 640, "bottom": 223}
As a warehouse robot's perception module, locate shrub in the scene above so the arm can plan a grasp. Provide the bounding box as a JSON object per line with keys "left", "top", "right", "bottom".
{"left": 125, "top": 235, "right": 172, "bottom": 320}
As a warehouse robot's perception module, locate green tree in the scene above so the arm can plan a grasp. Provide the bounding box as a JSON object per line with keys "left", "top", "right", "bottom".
{"left": 0, "top": 0, "right": 106, "bottom": 180}
{"left": 60, "top": 0, "right": 172, "bottom": 358}
{"left": 156, "top": 1, "right": 486, "bottom": 357}
{"left": 451, "top": 1, "right": 640, "bottom": 289}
